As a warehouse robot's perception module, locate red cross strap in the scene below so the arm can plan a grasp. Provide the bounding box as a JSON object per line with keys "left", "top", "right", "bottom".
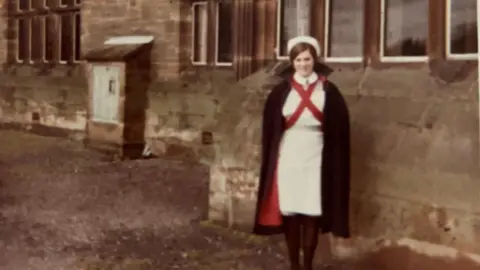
{"left": 285, "top": 75, "right": 326, "bottom": 130}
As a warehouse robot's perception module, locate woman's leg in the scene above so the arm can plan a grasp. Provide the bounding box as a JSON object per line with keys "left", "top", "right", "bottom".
{"left": 301, "top": 215, "right": 321, "bottom": 270}
{"left": 282, "top": 214, "right": 302, "bottom": 270}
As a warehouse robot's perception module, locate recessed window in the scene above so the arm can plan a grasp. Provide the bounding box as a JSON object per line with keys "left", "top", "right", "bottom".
{"left": 60, "top": 0, "right": 75, "bottom": 7}
{"left": 215, "top": 0, "right": 233, "bottom": 65}
{"left": 192, "top": 2, "right": 208, "bottom": 64}
{"left": 17, "top": 18, "right": 28, "bottom": 61}
{"left": 11, "top": 0, "right": 82, "bottom": 64}
{"left": 380, "top": 0, "right": 428, "bottom": 61}
{"left": 74, "top": 13, "right": 81, "bottom": 61}
{"left": 31, "top": 16, "right": 44, "bottom": 62}
{"left": 46, "top": 0, "right": 56, "bottom": 8}
{"left": 191, "top": 1, "right": 232, "bottom": 66}
{"left": 45, "top": 15, "right": 56, "bottom": 61}
{"left": 324, "top": 0, "right": 364, "bottom": 61}
{"left": 60, "top": 14, "right": 73, "bottom": 62}
{"left": 277, "top": 0, "right": 298, "bottom": 58}
{"left": 18, "top": 0, "right": 30, "bottom": 11}
{"left": 447, "top": 0, "right": 478, "bottom": 59}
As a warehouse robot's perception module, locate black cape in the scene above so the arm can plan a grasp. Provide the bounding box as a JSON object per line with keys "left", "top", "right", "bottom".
{"left": 252, "top": 63, "right": 351, "bottom": 238}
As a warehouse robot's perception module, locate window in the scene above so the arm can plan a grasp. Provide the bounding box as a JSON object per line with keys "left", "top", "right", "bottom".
{"left": 277, "top": 0, "right": 299, "bottom": 58}
{"left": 12, "top": 0, "right": 82, "bottom": 64}
{"left": 324, "top": 0, "right": 364, "bottom": 61}
{"left": 60, "top": 0, "right": 75, "bottom": 6}
{"left": 215, "top": 0, "right": 233, "bottom": 65}
{"left": 18, "top": 0, "right": 29, "bottom": 10}
{"left": 277, "top": 0, "right": 363, "bottom": 61}
{"left": 191, "top": 0, "right": 232, "bottom": 66}
{"left": 192, "top": 2, "right": 208, "bottom": 64}
{"left": 46, "top": 0, "right": 56, "bottom": 8}
{"left": 45, "top": 15, "right": 57, "bottom": 61}
{"left": 60, "top": 14, "right": 73, "bottom": 62}
{"left": 380, "top": 0, "right": 428, "bottom": 61}
{"left": 272, "top": 0, "right": 476, "bottom": 67}
{"left": 446, "top": 0, "right": 478, "bottom": 59}
{"left": 17, "top": 18, "right": 28, "bottom": 61}
{"left": 31, "top": 16, "right": 44, "bottom": 62}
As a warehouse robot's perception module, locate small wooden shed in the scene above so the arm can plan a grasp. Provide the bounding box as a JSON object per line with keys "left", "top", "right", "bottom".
{"left": 83, "top": 36, "right": 154, "bottom": 159}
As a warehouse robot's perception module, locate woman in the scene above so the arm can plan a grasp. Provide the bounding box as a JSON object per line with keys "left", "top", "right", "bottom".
{"left": 253, "top": 35, "right": 351, "bottom": 270}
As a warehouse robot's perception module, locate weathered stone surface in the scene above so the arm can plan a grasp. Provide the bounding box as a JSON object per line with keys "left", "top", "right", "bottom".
{"left": 231, "top": 197, "right": 256, "bottom": 230}
{"left": 0, "top": 0, "right": 226, "bottom": 161}
{"left": 0, "top": 71, "right": 87, "bottom": 131}
{"left": 206, "top": 64, "right": 480, "bottom": 258}
{"left": 328, "top": 67, "right": 365, "bottom": 96}
{"left": 351, "top": 192, "right": 480, "bottom": 254}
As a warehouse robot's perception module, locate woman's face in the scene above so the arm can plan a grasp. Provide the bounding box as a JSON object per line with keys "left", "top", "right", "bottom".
{"left": 293, "top": 49, "right": 314, "bottom": 78}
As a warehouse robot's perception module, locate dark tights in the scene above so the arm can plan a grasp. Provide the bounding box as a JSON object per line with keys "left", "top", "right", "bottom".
{"left": 283, "top": 215, "right": 321, "bottom": 270}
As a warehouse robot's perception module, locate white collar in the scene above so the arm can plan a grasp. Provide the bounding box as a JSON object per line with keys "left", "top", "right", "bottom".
{"left": 293, "top": 72, "right": 318, "bottom": 86}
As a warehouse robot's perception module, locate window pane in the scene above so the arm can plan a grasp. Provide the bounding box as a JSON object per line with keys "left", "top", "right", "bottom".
{"left": 31, "top": 16, "right": 44, "bottom": 61}
{"left": 45, "top": 15, "right": 56, "bottom": 61}
{"left": 193, "top": 4, "right": 208, "bottom": 63}
{"left": 326, "top": 0, "right": 364, "bottom": 58}
{"left": 46, "top": 0, "right": 56, "bottom": 8}
{"left": 60, "top": 14, "right": 73, "bottom": 62}
{"left": 216, "top": 1, "right": 232, "bottom": 63}
{"left": 17, "top": 18, "right": 29, "bottom": 61}
{"left": 19, "top": 0, "right": 30, "bottom": 11}
{"left": 278, "top": 0, "right": 297, "bottom": 56}
{"left": 383, "top": 0, "right": 428, "bottom": 57}
{"left": 32, "top": 0, "right": 45, "bottom": 9}
{"left": 60, "top": 0, "right": 75, "bottom": 6}
{"left": 449, "top": 0, "right": 477, "bottom": 55}
{"left": 74, "top": 13, "right": 81, "bottom": 60}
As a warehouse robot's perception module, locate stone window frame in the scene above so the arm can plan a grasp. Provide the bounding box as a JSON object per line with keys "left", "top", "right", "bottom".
{"left": 445, "top": 0, "right": 478, "bottom": 60}
{"left": 8, "top": 0, "right": 82, "bottom": 66}
{"left": 191, "top": 0, "right": 233, "bottom": 67}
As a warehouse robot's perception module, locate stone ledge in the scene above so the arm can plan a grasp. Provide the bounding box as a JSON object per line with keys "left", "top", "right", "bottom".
{"left": 0, "top": 121, "right": 85, "bottom": 142}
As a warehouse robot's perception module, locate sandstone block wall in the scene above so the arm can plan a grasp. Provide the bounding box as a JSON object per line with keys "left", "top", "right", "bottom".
{"left": 339, "top": 66, "right": 480, "bottom": 253}
{"left": 81, "top": 0, "right": 192, "bottom": 80}
{"left": 0, "top": 0, "right": 210, "bottom": 153}
{"left": 143, "top": 69, "right": 237, "bottom": 162}
{"left": 207, "top": 64, "right": 480, "bottom": 260}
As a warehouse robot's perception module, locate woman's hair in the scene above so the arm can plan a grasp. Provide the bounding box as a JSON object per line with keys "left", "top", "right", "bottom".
{"left": 289, "top": 42, "right": 318, "bottom": 62}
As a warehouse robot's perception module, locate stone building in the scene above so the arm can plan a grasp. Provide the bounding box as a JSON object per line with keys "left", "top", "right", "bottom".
{"left": 0, "top": 0, "right": 479, "bottom": 268}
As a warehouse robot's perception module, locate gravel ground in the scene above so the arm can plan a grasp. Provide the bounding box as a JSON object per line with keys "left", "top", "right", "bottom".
{"left": 0, "top": 130, "right": 306, "bottom": 270}
{"left": 2, "top": 130, "right": 475, "bottom": 270}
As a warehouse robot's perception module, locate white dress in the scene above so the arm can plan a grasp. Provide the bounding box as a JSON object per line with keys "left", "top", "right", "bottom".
{"left": 277, "top": 72, "right": 325, "bottom": 216}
